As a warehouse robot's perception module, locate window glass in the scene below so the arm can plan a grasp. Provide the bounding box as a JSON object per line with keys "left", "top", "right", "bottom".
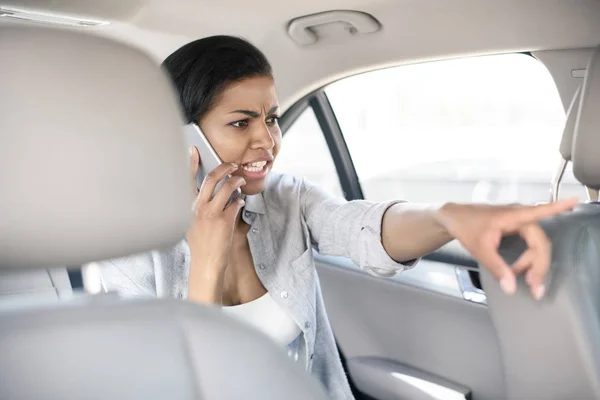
{"left": 325, "top": 54, "right": 584, "bottom": 203}
{"left": 274, "top": 106, "right": 344, "bottom": 198}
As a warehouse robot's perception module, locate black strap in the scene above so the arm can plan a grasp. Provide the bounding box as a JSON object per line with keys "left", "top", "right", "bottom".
{"left": 66, "top": 266, "right": 84, "bottom": 290}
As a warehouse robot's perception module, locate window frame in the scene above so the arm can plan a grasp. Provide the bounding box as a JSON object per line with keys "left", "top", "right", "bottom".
{"left": 280, "top": 89, "right": 364, "bottom": 200}
{"left": 278, "top": 52, "right": 552, "bottom": 275}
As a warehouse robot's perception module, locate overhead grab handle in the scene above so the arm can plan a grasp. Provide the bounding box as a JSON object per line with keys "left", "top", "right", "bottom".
{"left": 287, "top": 10, "right": 381, "bottom": 46}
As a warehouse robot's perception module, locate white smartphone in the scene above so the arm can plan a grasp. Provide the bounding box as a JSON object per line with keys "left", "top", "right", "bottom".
{"left": 184, "top": 122, "right": 241, "bottom": 206}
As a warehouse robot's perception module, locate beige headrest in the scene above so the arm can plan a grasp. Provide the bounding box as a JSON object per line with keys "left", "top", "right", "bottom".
{"left": 0, "top": 25, "right": 192, "bottom": 269}
{"left": 573, "top": 46, "right": 600, "bottom": 190}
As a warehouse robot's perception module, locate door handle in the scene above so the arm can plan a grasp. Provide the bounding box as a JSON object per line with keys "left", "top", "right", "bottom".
{"left": 347, "top": 356, "right": 471, "bottom": 400}
{"left": 455, "top": 267, "right": 487, "bottom": 305}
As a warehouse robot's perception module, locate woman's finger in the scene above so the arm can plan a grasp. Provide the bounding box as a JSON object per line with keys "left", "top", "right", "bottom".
{"left": 224, "top": 196, "right": 246, "bottom": 221}
{"left": 198, "top": 162, "right": 239, "bottom": 205}
{"left": 525, "top": 268, "right": 545, "bottom": 300}
{"left": 518, "top": 223, "right": 551, "bottom": 300}
{"left": 211, "top": 175, "right": 246, "bottom": 211}
{"left": 191, "top": 191, "right": 202, "bottom": 215}
{"left": 506, "top": 197, "right": 578, "bottom": 227}
{"left": 470, "top": 231, "right": 517, "bottom": 295}
{"left": 511, "top": 248, "right": 535, "bottom": 275}
{"left": 189, "top": 146, "right": 200, "bottom": 194}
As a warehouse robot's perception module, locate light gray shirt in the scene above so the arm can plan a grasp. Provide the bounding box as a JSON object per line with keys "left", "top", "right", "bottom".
{"left": 98, "top": 172, "right": 416, "bottom": 399}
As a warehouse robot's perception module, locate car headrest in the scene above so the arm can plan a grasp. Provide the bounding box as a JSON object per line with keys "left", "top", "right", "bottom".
{"left": 0, "top": 25, "right": 192, "bottom": 270}
{"left": 559, "top": 87, "right": 582, "bottom": 162}
{"left": 573, "top": 46, "right": 600, "bottom": 189}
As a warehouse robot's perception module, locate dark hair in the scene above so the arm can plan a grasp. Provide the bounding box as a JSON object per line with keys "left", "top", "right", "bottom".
{"left": 162, "top": 35, "right": 273, "bottom": 123}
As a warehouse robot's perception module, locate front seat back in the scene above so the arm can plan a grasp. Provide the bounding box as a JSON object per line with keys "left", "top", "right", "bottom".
{"left": 481, "top": 46, "right": 600, "bottom": 400}
{"left": 0, "top": 25, "right": 328, "bottom": 400}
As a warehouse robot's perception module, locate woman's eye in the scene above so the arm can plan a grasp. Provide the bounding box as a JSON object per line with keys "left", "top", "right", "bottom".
{"left": 230, "top": 120, "right": 249, "bottom": 128}
{"left": 266, "top": 116, "right": 280, "bottom": 125}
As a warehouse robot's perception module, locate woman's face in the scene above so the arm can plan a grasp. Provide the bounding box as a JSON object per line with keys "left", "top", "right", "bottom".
{"left": 199, "top": 76, "right": 281, "bottom": 196}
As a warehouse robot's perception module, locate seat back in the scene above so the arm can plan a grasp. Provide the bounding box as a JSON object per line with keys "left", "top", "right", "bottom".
{"left": 0, "top": 25, "right": 328, "bottom": 400}
{"left": 0, "top": 298, "right": 327, "bottom": 400}
{"left": 482, "top": 46, "right": 600, "bottom": 400}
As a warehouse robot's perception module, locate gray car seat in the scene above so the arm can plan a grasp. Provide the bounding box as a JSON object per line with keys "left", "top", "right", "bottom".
{"left": 481, "top": 47, "right": 600, "bottom": 400}
{"left": 0, "top": 25, "right": 328, "bottom": 400}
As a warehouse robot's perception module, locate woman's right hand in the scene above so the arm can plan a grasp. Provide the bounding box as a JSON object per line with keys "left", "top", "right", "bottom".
{"left": 186, "top": 147, "right": 245, "bottom": 302}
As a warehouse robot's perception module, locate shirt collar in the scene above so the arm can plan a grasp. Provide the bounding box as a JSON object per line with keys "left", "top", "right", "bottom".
{"left": 244, "top": 192, "right": 266, "bottom": 215}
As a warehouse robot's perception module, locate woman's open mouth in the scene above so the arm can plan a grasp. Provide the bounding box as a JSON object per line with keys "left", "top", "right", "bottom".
{"left": 240, "top": 160, "right": 271, "bottom": 180}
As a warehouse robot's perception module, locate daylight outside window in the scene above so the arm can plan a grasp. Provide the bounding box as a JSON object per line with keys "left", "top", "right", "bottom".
{"left": 326, "top": 53, "right": 584, "bottom": 204}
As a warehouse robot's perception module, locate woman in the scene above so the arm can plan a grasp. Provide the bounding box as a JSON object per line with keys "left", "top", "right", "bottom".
{"left": 100, "top": 35, "right": 576, "bottom": 399}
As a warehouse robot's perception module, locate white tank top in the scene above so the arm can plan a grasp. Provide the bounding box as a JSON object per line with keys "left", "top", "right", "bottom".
{"left": 222, "top": 293, "right": 302, "bottom": 360}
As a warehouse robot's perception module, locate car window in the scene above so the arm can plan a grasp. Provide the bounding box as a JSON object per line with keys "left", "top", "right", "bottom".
{"left": 274, "top": 106, "right": 344, "bottom": 198}
{"left": 325, "top": 53, "right": 584, "bottom": 204}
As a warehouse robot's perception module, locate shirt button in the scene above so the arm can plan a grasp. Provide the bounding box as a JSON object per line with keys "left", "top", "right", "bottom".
{"left": 310, "top": 354, "right": 314, "bottom": 360}
{"left": 178, "top": 293, "right": 184, "bottom": 299}
{"left": 305, "top": 321, "right": 311, "bottom": 329}
{"left": 251, "top": 227, "right": 259, "bottom": 234}
{"left": 244, "top": 211, "right": 251, "bottom": 218}
{"left": 280, "top": 291, "right": 288, "bottom": 299}
{"left": 258, "top": 264, "right": 267, "bottom": 270}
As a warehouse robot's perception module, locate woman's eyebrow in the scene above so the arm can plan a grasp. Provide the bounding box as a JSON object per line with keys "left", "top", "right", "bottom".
{"left": 229, "top": 106, "right": 279, "bottom": 117}
{"left": 229, "top": 110, "right": 260, "bottom": 118}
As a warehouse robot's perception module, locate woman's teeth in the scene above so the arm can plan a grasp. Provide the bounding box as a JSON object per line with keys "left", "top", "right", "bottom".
{"left": 242, "top": 160, "right": 267, "bottom": 172}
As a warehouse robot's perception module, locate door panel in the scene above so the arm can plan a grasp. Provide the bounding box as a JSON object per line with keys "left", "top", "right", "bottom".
{"left": 347, "top": 356, "right": 472, "bottom": 400}
{"left": 277, "top": 52, "right": 576, "bottom": 400}
{"left": 316, "top": 256, "right": 504, "bottom": 400}
{"left": 317, "top": 253, "right": 466, "bottom": 301}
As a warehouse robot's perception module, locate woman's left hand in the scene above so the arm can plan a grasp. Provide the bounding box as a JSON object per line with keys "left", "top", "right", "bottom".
{"left": 437, "top": 198, "right": 579, "bottom": 300}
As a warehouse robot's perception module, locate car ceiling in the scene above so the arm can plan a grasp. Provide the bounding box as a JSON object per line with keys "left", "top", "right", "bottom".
{"left": 3, "top": 0, "right": 600, "bottom": 108}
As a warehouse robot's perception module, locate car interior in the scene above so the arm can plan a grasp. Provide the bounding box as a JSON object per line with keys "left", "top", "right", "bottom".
{"left": 2, "top": 1, "right": 600, "bottom": 399}
{"left": 0, "top": 24, "right": 330, "bottom": 400}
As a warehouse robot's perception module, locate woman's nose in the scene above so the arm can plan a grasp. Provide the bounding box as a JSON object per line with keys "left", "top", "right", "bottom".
{"left": 251, "top": 124, "right": 275, "bottom": 150}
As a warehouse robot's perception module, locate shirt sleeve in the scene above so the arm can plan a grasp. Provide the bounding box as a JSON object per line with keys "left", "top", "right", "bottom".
{"left": 96, "top": 252, "right": 158, "bottom": 298}
{"left": 97, "top": 240, "right": 190, "bottom": 299}
{"left": 300, "top": 178, "right": 418, "bottom": 277}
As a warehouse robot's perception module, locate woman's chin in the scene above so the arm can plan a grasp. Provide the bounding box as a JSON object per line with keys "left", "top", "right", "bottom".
{"left": 241, "top": 179, "right": 267, "bottom": 196}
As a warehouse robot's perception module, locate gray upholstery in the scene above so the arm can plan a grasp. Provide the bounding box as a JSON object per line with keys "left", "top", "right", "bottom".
{"left": 482, "top": 46, "right": 600, "bottom": 400}
{"left": 0, "top": 25, "right": 192, "bottom": 270}
{"left": 482, "top": 207, "right": 600, "bottom": 399}
{"left": 573, "top": 46, "right": 600, "bottom": 189}
{"left": 0, "top": 25, "right": 328, "bottom": 400}
{"left": 0, "top": 299, "right": 328, "bottom": 400}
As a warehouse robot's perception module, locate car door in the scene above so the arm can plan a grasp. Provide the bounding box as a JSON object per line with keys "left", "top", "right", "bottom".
{"left": 274, "top": 53, "right": 583, "bottom": 400}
